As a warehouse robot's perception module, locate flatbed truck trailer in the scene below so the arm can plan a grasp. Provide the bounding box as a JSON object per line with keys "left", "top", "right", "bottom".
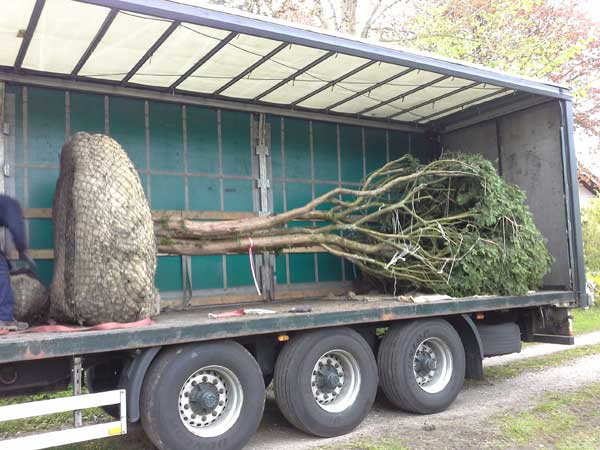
{"left": 0, "top": 1, "right": 590, "bottom": 450}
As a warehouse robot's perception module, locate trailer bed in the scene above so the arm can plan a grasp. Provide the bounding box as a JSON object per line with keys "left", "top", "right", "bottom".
{"left": 0, "top": 291, "right": 574, "bottom": 364}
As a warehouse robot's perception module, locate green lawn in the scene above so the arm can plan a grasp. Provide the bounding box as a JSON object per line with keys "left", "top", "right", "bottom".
{"left": 572, "top": 304, "right": 600, "bottom": 335}
{"left": 494, "top": 382, "right": 600, "bottom": 450}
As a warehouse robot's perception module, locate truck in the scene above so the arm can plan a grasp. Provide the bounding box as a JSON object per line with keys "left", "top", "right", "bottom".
{"left": 0, "top": 1, "right": 589, "bottom": 450}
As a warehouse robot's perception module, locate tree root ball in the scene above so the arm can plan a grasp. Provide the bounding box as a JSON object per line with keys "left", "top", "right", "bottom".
{"left": 50, "top": 132, "right": 160, "bottom": 325}
{"left": 11, "top": 270, "right": 49, "bottom": 324}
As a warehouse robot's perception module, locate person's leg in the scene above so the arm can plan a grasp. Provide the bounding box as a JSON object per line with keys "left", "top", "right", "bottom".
{"left": 0, "top": 255, "right": 27, "bottom": 331}
{"left": 0, "top": 255, "right": 14, "bottom": 321}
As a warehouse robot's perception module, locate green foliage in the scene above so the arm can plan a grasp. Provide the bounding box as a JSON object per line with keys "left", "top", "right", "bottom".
{"left": 582, "top": 197, "right": 600, "bottom": 272}
{"left": 359, "top": 153, "right": 553, "bottom": 296}
{"left": 439, "top": 155, "right": 553, "bottom": 297}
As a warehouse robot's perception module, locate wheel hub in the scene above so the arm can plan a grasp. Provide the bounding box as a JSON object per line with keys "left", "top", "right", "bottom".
{"left": 412, "top": 338, "right": 453, "bottom": 394}
{"left": 178, "top": 366, "right": 244, "bottom": 438}
{"left": 189, "top": 383, "right": 220, "bottom": 414}
{"left": 316, "top": 365, "right": 341, "bottom": 393}
{"left": 310, "top": 350, "right": 361, "bottom": 413}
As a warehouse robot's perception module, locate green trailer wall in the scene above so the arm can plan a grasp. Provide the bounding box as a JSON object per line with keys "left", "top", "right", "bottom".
{"left": 4, "top": 83, "right": 429, "bottom": 303}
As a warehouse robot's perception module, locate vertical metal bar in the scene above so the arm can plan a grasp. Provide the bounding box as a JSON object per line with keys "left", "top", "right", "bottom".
{"left": 0, "top": 83, "right": 5, "bottom": 199}
{"left": 217, "top": 109, "right": 227, "bottom": 289}
{"left": 561, "top": 100, "right": 588, "bottom": 306}
{"left": 72, "top": 356, "right": 83, "bottom": 428}
{"left": 254, "top": 113, "right": 274, "bottom": 299}
{"left": 309, "top": 121, "right": 318, "bottom": 282}
{"left": 23, "top": 87, "right": 29, "bottom": 244}
{"left": 65, "top": 91, "right": 71, "bottom": 138}
{"left": 336, "top": 123, "right": 345, "bottom": 281}
{"left": 182, "top": 105, "right": 189, "bottom": 209}
{"left": 0, "top": 83, "right": 5, "bottom": 250}
{"left": 144, "top": 100, "right": 151, "bottom": 200}
{"left": 104, "top": 95, "right": 110, "bottom": 135}
{"left": 385, "top": 130, "right": 390, "bottom": 162}
{"left": 182, "top": 105, "right": 191, "bottom": 305}
{"left": 4, "top": 91, "right": 16, "bottom": 200}
{"left": 281, "top": 117, "right": 290, "bottom": 285}
{"left": 361, "top": 127, "right": 366, "bottom": 179}
{"left": 495, "top": 118, "right": 503, "bottom": 175}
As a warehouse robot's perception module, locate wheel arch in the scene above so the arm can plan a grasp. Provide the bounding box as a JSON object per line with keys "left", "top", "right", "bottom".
{"left": 446, "top": 314, "right": 484, "bottom": 380}
{"left": 121, "top": 346, "right": 161, "bottom": 422}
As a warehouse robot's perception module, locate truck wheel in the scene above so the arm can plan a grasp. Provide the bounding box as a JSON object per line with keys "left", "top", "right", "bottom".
{"left": 274, "top": 327, "right": 377, "bottom": 437}
{"left": 140, "top": 341, "right": 265, "bottom": 450}
{"left": 378, "top": 319, "right": 465, "bottom": 414}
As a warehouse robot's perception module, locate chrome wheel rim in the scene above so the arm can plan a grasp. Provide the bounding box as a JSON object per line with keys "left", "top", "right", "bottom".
{"left": 413, "top": 337, "right": 453, "bottom": 394}
{"left": 178, "top": 365, "right": 243, "bottom": 437}
{"left": 311, "top": 349, "right": 361, "bottom": 413}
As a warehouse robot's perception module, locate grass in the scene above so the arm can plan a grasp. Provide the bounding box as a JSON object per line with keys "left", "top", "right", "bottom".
{"left": 484, "top": 342, "right": 600, "bottom": 381}
{"left": 572, "top": 304, "right": 600, "bottom": 335}
{"left": 495, "top": 382, "right": 600, "bottom": 450}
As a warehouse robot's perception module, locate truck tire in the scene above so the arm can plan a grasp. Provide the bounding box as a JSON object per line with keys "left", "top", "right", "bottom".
{"left": 378, "top": 319, "right": 465, "bottom": 414}
{"left": 273, "top": 327, "right": 378, "bottom": 437}
{"left": 140, "top": 341, "right": 265, "bottom": 450}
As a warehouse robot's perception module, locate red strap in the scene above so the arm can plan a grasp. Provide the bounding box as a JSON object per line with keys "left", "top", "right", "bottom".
{"left": 0, "top": 317, "right": 154, "bottom": 336}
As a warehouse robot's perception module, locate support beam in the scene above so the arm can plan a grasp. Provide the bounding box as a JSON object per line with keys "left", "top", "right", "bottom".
{"left": 0, "top": 70, "right": 424, "bottom": 132}
{"left": 122, "top": 20, "right": 180, "bottom": 83}
{"left": 14, "top": 0, "right": 46, "bottom": 69}
{"left": 72, "top": 9, "right": 119, "bottom": 76}
{"left": 417, "top": 88, "right": 512, "bottom": 124}
{"left": 291, "top": 60, "right": 376, "bottom": 106}
{"left": 323, "top": 67, "right": 415, "bottom": 111}
{"left": 212, "top": 42, "right": 288, "bottom": 96}
{"left": 387, "top": 81, "right": 481, "bottom": 120}
{"left": 169, "top": 31, "right": 237, "bottom": 90}
{"left": 253, "top": 51, "right": 335, "bottom": 101}
{"left": 358, "top": 74, "right": 449, "bottom": 116}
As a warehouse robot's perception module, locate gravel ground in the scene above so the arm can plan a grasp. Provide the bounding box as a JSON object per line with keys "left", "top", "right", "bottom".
{"left": 243, "top": 335, "right": 600, "bottom": 450}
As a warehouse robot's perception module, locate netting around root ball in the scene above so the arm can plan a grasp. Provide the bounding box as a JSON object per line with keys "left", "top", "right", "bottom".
{"left": 12, "top": 270, "right": 49, "bottom": 325}
{"left": 50, "top": 132, "right": 159, "bottom": 325}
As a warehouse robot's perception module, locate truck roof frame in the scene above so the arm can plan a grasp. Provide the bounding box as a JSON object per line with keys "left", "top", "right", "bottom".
{"left": 0, "top": 0, "right": 572, "bottom": 133}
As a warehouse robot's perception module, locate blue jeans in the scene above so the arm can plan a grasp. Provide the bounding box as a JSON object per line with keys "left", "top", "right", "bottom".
{"left": 0, "top": 254, "right": 14, "bottom": 321}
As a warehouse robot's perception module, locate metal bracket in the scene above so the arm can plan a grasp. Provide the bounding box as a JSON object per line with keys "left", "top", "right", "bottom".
{"left": 256, "top": 116, "right": 271, "bottom": 217}
{"left": 72, "top": 356, "right": 83, "bottom": 428}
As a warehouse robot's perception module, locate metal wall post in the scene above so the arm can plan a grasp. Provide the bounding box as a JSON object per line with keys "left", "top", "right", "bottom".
{"left": 253, "top": 113, "right": 274, "bottom": 300}
{"left": 560, "top": 100, "right": 589, "bottom": 306}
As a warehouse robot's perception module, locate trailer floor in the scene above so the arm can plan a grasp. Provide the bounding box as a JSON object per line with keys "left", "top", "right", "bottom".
{"left": 0, "top": 290, "right": 574, "bottom": 364}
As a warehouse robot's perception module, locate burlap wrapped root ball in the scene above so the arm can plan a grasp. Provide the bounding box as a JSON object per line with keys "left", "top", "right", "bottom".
{"left": 50, "top": 132, "right": 160, "bottom": 325}
{"left": 12, "top": 270, "right": 49, "bottom": 324}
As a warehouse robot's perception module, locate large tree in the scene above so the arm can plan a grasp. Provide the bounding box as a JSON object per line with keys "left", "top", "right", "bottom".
{"left": 209, "top": 0, "right": 600, "bottom": 134}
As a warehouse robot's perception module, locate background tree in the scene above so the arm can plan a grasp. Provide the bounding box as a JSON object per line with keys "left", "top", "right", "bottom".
{"left": 208, "top": 0, "right": 600, "bottom": 135}
{"left": 582, "top": 198, "right": 600, "bottom": 274}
